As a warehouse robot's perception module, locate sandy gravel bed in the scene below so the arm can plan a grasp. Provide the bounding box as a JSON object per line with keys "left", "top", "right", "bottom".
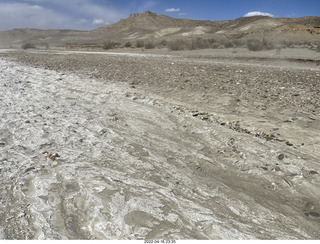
{"left": 0, "top": 49, "right": 320, "bottom": 239}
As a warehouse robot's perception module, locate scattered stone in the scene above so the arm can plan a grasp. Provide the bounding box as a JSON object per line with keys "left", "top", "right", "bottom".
{"left": 304, "top": 202, "right": 315, "bottom": 210}
{"left": 283, "top": 177, "right": 293, "bottom": 187}
{"left": 278, "top": 154, "right": 285, "bottom": 160}
{"left": 223, "top": 153, "right": 232, "bottom": 158}
{"left": 43, "top": 152, "right": 60, "bottom": 161}
{"left": 0, "top": 142, "right": 5, "bottom": 146}
{"left": 128, "top": 80, "right": 135, "bottom": 85}
{"left": 24, "top": 167, "right": 35, "bottom": 174}
{"left": 99, "top": 128, "right": 108, "bottom": 135}
{"left": 25, "top": 120, "right": 30, "bottom": 123}
{"left": 227, "top": 138, "right": 235, "bottom": 147}
{"left": 309, "top": 212, "right": 320, "bottom": 217}
{"left": 309, "top": 170, "right": 318, "bottom": 175}
{"left": 192, "top": 112, "right": 199, "bottom": 117}
{"left": 261, "top": 166, "right": 268, "bottom": 171}
{"left": 275, "top": 166, "right": 281, "bottom": 171}
{"left": 202, "top": 115, "right": 209, "bottom": 120}
{"left": 286, "top": 141, "right": 293, "bottom": 146}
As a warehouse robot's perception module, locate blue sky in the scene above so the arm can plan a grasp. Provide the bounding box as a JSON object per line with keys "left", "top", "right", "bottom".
{"left": 0, "top": 0, "right": 319, "bottom": 31}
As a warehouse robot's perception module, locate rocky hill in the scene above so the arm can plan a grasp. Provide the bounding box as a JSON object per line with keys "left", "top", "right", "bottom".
{"left": 0, "top": 11, "right": 319, "bottom": 48}
{"left": 93, "top": 11, "right": 320, "bottom": 41}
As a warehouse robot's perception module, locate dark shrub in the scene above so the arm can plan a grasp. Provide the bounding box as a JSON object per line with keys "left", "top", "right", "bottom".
{"left": 224, "top": 41, "right": 234, "bottom": 48}
{"left": 145, "top": 42, "right": 155, "bottom": 49}
{"left": 102, "top": 40, "right": 118, "bottom": 50}
{"left": 21, "top": 43, "right": 35, "bottom": 49}
{"left": 247, "top": 39, "right": 264, "bottom": 51}
{"left": 158, "top": 39, "right": 167, "bottom": 47}
{"left": 136, "top": 40, "right": 144, "bottom": 48}
{"left": 124, "top": 41, "right": 132, "bottom": 48}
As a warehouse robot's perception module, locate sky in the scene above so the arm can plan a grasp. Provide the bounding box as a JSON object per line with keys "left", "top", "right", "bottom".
{"left": 0, "top": 0, "right": 319, "bottom": 31}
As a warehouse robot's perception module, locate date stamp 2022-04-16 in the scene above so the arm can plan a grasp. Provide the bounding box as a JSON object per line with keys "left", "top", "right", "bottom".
{"left": 144, "top": 240, "right": 177, "bottom": 244}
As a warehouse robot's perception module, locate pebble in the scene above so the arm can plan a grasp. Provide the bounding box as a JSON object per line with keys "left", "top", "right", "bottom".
{"left": 305, "top": 212, "right": 320, "bottom": 217}
{"left": 286, "top": 141, "right": 293, "bottom": 146}
{"left": 278, "top": 154, "right": 285, "bottom": 160}
{"left": 24, "top": 167, "right": 35, "bottom": 174}
{"left": 309, "top": 212, "right": 320, "bottom": 217}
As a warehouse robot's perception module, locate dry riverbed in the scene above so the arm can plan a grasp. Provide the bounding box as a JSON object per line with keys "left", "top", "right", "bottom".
{"left": 0, "top": 48, "right": 320, "bottom": 239}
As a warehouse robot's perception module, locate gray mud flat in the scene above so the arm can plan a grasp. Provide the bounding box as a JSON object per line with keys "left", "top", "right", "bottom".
{"left": 0, "top": 53, "right": 320, "bottom": 240}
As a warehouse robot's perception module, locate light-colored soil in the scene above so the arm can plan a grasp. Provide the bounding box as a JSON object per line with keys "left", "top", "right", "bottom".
{"left": 0, "top": 48, "right": 319, "bottom": 240}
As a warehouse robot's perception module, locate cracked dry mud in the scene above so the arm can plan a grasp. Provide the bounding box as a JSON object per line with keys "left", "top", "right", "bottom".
{"left": 0, "top": 49, "right": 320, "bottom": 240}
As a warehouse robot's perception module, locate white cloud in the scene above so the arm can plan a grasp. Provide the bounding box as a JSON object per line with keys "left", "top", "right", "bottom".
{"left": 0, "top": 2, "right": 71, "bottom": 30}
{"left": 244, "top": 11, "right": 274, "bottom": 17}
{"left": 178, "top": 13, "right": 187, "bottom": 16}
{"left": 92, "top": 19, "right": 105, "bottom": 25}
{"left": 0, "top": 0, "right": 127, "bottom": 31}
{"left": 165, "top": 8, "right": 181, "bottom": 12}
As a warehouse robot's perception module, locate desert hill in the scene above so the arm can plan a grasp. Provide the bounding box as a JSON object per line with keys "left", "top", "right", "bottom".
{"left": 0, "top": 11, "right": 319, "bottom": 48}
{"left": 0, "top": 28, "right": 93, "bottom": 49}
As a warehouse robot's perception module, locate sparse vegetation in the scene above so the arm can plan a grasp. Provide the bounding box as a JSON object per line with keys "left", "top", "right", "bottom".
{"left": 167, "top": 39, "right": 190, "bottom": 50}
{"left": 124, "top": 41, "right": 132, "bottom": 48}
{"left": 102, "top": 40, "right": 119, "bottom": 50}
{"left": 247, "top": 39, "right": 264, "bottom": 51}
{"left": 247, "top": 39, "right": 275, "bottom": 51}
{"left": 157, "top": 40, "right": 167, "bottom": 48}
{"left": 167, "top": 37, "right": 245, "bottom": 51}
{"left": 136, "top": 40, "right": 144, "bottom": 48}
{"left": 223, "top": 40, "right": 234, "bottom": 48}
{"left": 21, "top": 43, "right": 35, "bottom": 49}
{"left": 40, "top": 42, "right": 49, "bottom": 49}
{"left": 281, "top": 40, "right": 295, "bottom": 48}
{"left": 144, "top": 42, "right": 155, "bottom": 49}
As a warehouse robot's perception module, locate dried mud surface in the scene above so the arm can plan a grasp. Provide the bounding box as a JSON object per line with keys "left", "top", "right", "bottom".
{"left": 0, "top": 48, "right": 320, "bottom": 240}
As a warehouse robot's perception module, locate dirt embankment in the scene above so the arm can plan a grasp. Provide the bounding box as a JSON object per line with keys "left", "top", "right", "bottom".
{"left": 0, "top": 49, "right": 320, "bottom": 239}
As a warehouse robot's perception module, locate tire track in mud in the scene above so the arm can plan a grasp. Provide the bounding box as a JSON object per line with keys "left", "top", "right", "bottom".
{"left": 1, "top": 57, "right": 320, "bottom": 239}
